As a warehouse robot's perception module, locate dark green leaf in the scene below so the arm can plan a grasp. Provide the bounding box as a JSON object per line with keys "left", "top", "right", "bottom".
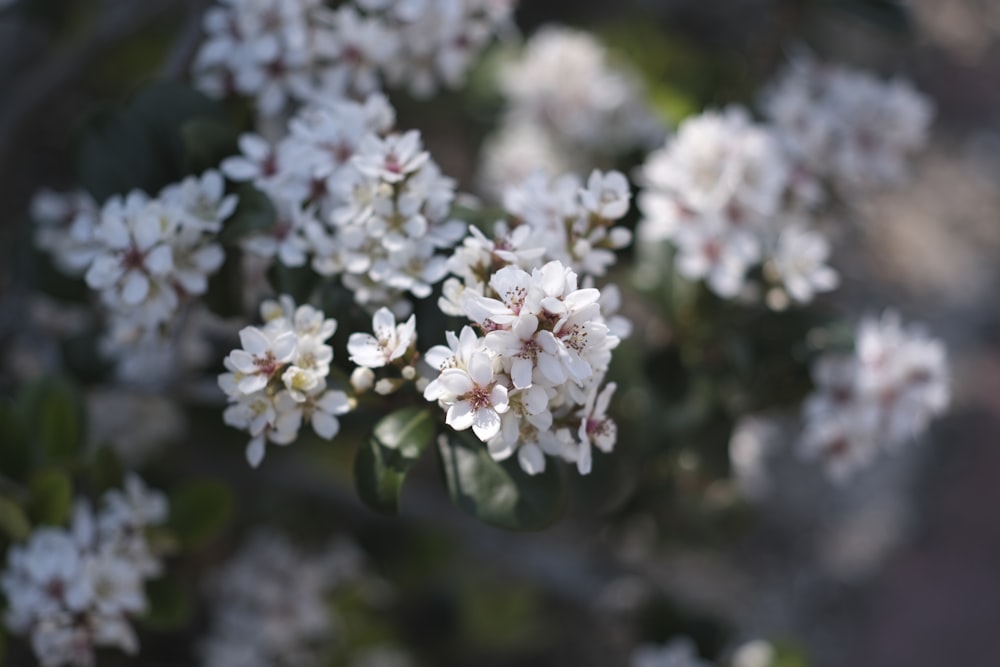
{"left": 0, "top": 497, "right": 30, "bottom": 542}
{"left": 354, "top": 408, "right": 435, "bottom": 515}
{"left": 76, "top": 82, "right": 227, "bottom": 201}
{"left": 437, "top": 433, "right": 566, "bottom": 531}
{"left": 824, "top": 0, "right": 912, "bottom": 34}
{"left": 28, "top": 469, "right": 73, "bottom": 526}
{"left": 181, "top": 117, "right": 240, "bottom": 174}
{"left": 88, "top": 444, "right": 124, "bottom": 495}
{"left": 0, "top": 401, "right": 30, "bottom": 482}
{"left": 266, "top": 262, "right": 317, "bottom": 305}
{"left": 17, "top": 375, "right": 86, "bottom": 466}
{"left": 219, "top": 183, "right": 277, "bottom": 243}
{"left": 166, "top": 479, "right": 234, "bottom": 549}
{"left": 144, "top": 576, "right": 193, "bottom": 631}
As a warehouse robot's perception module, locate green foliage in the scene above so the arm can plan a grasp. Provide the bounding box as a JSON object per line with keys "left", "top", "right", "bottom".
{"left": 0, "top": 497, "right": 30, "bottom": 542}
{"left": 181, "top": 117, "right": 240, "bottom": 175}
{"left": 219, "top": 183, "right": 277, "bottom": 243}
{"left": 28, "top": 469, "right": 73, "bottom": 527}
{"left": 267, "top": 262, "right": 318, "bottom": 306}
{"left": 88, "top": 444, "right": 124, "bottom": 495}
{"left": 143, "top": 576, "right": 194, "bottom": 631}
{"left": 76, "top": 81, "right": 229, "bottom": 202}
{"left": 15, "top": 375, "right": 86, "bottom": 469}
{"left": 166, "top": 480, "right": 234, "bottom": 549}
{"left": 437, "top": 433, "right": 566, "bottom": 531}
{"left": 355, "top": 408, "right": 436, "bottom": 515}
{"left": 822, "top": 0, "right": 912, "bottom": 34}
{"left": 0, "top": 401, "right": 31, "bottom": 483}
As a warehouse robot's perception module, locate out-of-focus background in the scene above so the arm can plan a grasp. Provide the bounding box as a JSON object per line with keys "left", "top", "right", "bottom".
{"left": 1, "top": 1, "right": 999, "bottom": 666}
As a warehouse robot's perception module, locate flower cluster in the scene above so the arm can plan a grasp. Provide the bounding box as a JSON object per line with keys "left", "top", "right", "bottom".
{"left": 479, "top": 25, "right": 663, "bottom": 195}
{"left": 630, "top": 637, "right": 715, "bottom": 667}
{"left": 193, "top": 0, "right": 514, "bottom": 114}
{"left": 199, "top": 531, "right": 369, "bottom": 667}
{"left": 637, "top": 106, "right": 837, "bottom": 304}
{"left": 1, "top": 476, "right": 168, "bottom": 667}
{"left": 800, "top": 311, "right": 950, "bottom": 481}
{"left": 222, "top": 95, "right": 465, "bottom": 312}
{"left": 425, "top": 258, "right": 622, "bottom": 475}
{"left": 219, "top": 296, "right": 351, "bottom": 467}
{"left": 347, "top": 307, "right": 418, "bottom": 396}
{"left": 761, "top": 53, "right": 933, "bottom": 195}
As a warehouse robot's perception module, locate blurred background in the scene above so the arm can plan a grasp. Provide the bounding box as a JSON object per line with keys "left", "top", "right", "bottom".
{"left": 1, "top": 0, "right": 999, "bottom": 666}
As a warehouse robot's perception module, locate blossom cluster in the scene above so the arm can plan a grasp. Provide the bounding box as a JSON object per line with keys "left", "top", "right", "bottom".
{"left": 193, "top": 0, "right": 514, "bottom": 115}
{"left": 222, "top": 94, "right": 465, "bottom": 312}
{"left": 800, "top": 311, "right": 950, "bottom": 481}
{"left": 33, "top": 172, "right": 235, "bottom": 373}
{"left": 1, "top": 476, "right": 168, "bottom": 667}
{"left": 480, "top": 25, "right": 663, "bottom": 195}
{"left": 423, "top": 169, "right": 631, "bottom": 475}
{"left": 637, "top": 57, "right": 931, "bottom": 305}
{"left": 219, "top": 296, "right": 351, "bottom": 467}
{"left": 347, "top": 307, "right": 418, "bottom": 396}
{"left": 199, "top": 531, "right": 369, "bottom": 667}
{"left": 761, "top": 53, "right": 933, "bottom": 195}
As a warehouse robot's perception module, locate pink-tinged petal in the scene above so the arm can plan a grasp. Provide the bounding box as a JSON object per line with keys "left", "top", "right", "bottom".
{"left": 518, "top": 444, "right": 545, "bottom": 475}
{"left": 271, "top": 331, "right": 297, "bottom": 362}
{"left": 471, "top": 407, "right": 501, "bottom": 441}
{"left": 246, "top": 437, "right": 266, "bottom": 467}
{"left": 576, "top": 440, "right": 593, "bottom": 475}
{"left": 537, "top": 353, "right": 566, "bottom": 385}
{"left": 489, "top": 384, "right": 509, "bottom": 412}
{"left": 594, "top": 421, "right": 617, "bottom": 453}
{"left": 446, "top": 401, "right": 475, "bottom": 430}
{"left": 311, "top": 411, "right": 340, "bottom": 440}
{"left": 239, "top": 326, "right": 270, "bottom": 355}
{"left": 510, "top": 357, "right": 533, "bottom": 390}
{"left": 467, "top": 352, "right": 494, "bottom": 387}
{"left": 237, "top": 374, "right": 268, "bottom": 395}
{"left": 227, "top": 349, "right": 257, "bottom": 374}
{"left": 85, "top": 255, "right": 124, "bottom": 289}
{"left": 121, "top": 270, "right": 150, "bottom": 305}
{"left": 144, "top": 245, "right": 173, "bottom": 275}
{"left": 371, "top": 307, "right": 395, "bottom": 338}
{"left": 317, "top": 390, "right": 351, "bottom": 415}
{"left": 438, "top": 369, "right": 474, "bottom": 396}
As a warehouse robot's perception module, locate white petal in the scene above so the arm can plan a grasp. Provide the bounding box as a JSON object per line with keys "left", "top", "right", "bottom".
{"left": 471, "top": 407, "right": 501, "bottom": 441}
{"left": 511, "top": 357, "right": 533, "bottom": 390}
{"left": 518, "top": 443, "right": 546, "bottom": 476}
{"left": 246, "top": 437, "right": 266, "bottom": 467}
{"left": 438, "top": 369, "right": 474, "bottom": 396}
{"left": 312, "top": 411, "right": 340, "bottom": 440}
{"left": 121, "top": 270, "right": 150, "bottom": 305}
{"left": 239, "top": 327, "right": 270, "bottom": 355}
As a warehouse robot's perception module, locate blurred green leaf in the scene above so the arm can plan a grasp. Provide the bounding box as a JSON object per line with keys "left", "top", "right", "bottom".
{"left": 267, "top": 262, "right": 318, "bottom": 306}
{"left": 17, "top": 375, "right": 86, "bottom": 466}
{"left": 167, "top": 480, "right": 234, "bottom": 549}
{"left": 437, "top": 433, "right": 566, "bottom": 531}
{"left": 823, "top": 0, "right": 912, "bottom": 34}
{"left": 144, "top": 576, "right": 193, "bottom": 631}
{"left": 76, "top": 82, "right": 227, "bottom": 201}
{"left": 88, "top": 444, "right": 124, "bottom": 495}
{"left": 0, "top": 401, "right": 30, "bottom": 482}
{"left": 204, "top": 246, "right": 246, "bottom": 318}
{"left": 181, "top": 117, "right": 240, "bottom": 174}
{"left": 0, "top": 496, "right": 30, "bottom": 542}
{"left": 219, "top": 183, "right": 276, "bottom": 243}
{"left": 355, "top": 408, "right": 435, "bottom": 515}
{"left": 28, "top": 469, "right": 72, "bottom": 527}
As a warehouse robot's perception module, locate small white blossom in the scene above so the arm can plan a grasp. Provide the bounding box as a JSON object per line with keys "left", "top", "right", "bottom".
{"left": 348, "top": 307, "right": 417, "bottom": 369}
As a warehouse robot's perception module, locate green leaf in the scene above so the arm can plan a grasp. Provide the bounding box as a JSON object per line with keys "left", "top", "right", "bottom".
{"left": 88, "top": 444, "right": 124, "bottom": 495}
{"left": 219, "top": 183, "right": 277, "bottom": 243}
{"left": 143, "top": 576, "right": 193, "bottom": 631}
{"left": 17, "top": 375, "right": 86, "bottom": 466}
{"left": 166, "top": 480, "right": 234, "bottom": 549}
{"left": 437, "top": 433, "right": 567, "bottom": 531}
{"left": 825, "top": 0, "right": 912, "bottom": 34}
{"left": 76, "top": 82, "right": 226, "bottom": 201}
{"left": 354, "top": 408, "right": 435, "bottom": 515}
{"left": 28, "top": 469, "right": 73, "bottom": 526}
{"left": 181, "top": 117, "right": 240, "bottom": 174}
{"left": 0, "top": 496, "right": 30, "bottom": 542}
{"left": 0, "top": 401, "right": 30, "bottom": 482}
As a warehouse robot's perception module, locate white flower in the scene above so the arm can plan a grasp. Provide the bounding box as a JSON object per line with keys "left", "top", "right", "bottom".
{"left": 770, "top": 223, "right": 839, "bottom": 303}
{"left": 424, "top": 349, "right": 509, "bottom": 441}
{"left": 225, "top": 325, "right": 298, "bottom": 395}
{"left": 574, "top": 380, "right": 618, "bottom": 474}
{"left": 630, "top": 637, "right": 714, "bottom": 667}
{"left": 348, "top": 307, "right": 416, "bottom": 368}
